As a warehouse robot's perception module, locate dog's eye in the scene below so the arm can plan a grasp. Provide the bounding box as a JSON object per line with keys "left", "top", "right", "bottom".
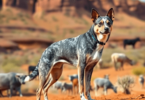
{"left": 107, "top": 22, "right": 111, "bottom": 27}
{"left": 94, "top": 23, "right": 97, "bottom": 25}
{"left": 98, "top": 23, "right": 102, "bottom": 27}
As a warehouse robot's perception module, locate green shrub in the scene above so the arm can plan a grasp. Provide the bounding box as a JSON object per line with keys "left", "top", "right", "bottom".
{"left": 132, "top": 67, "right": 145, "bottom": 76}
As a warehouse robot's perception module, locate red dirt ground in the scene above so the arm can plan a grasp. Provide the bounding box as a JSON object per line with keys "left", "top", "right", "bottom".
{"left": 1, "top": 65, "right": 145, "bottom": 100}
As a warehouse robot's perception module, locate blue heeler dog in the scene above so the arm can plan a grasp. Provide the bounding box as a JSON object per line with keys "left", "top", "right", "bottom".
{"left": 19, "top": 8, "right": 115, "bottom": 100}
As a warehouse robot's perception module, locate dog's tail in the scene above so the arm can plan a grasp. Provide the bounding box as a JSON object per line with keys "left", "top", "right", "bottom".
{"left": 20, "top": 63, "right": 39, "bottom": 84}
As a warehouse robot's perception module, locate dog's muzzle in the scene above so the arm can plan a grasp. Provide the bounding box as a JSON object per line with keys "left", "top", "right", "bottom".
{"left": 104, "top": 28, "right": 110, "bottom": 34}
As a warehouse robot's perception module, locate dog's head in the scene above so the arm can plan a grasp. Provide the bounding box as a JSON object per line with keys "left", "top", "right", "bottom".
{"left": 91, "top": 8, "right": 115, "bottom": 43}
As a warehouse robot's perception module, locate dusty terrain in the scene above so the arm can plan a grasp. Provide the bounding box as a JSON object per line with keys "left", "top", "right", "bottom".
{"left": 1, "top": 64, "right": 145, "bottom": 100}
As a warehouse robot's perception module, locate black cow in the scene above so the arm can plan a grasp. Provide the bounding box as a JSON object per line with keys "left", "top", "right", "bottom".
{"left": 123, "top": 37, "right": 140, "bottom": 49}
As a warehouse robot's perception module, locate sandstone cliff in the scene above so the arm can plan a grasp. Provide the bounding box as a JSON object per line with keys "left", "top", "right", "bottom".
{"left": 0, "top": 0, "right": 145, "bottom": 20}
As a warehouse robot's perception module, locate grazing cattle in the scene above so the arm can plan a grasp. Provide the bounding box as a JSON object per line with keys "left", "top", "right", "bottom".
{"left": 53, "top": 81, "right": 63, "bottom": 93}
{"left": 72, "top": 78, "right": 79, "bottom": 94}
{"left": 69, "top": 74, "right": 78, "bottom": 81}
{"left": 111, "top": 53, "right": 134, "bottom": 71}
{"left": 94, "top": 78, "right": 117, "bottom": 96}
{"left": 139, "top": 75, "right": 144, "bottom": 89}
{"left": 97, "top": 59, "right": 103, "bottom": 69}
{"left": 123, "top": 37, "right": 140, "bottom": 49}
{"left": 69, "top": 74, "right": 92, "bottom": 94}
{"left": 61, "top": 82, "right": 73, "bottom": 94}
{"left": 0, "top": 89, "right": 17, "bottom": 97}
{"left": 0, "top": 73, "right": 24, "bottom": 97}
{"left": 104, "top": 74, "right": 109, "bottom": 79}
{"left": 69, "top": 74, "right": 78, "bottom": 94}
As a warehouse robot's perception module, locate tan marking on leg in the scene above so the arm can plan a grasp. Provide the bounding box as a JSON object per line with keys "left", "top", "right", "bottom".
{"left": 86, "top": 54, "right": 92, "bottom": 63}
{"left": 41, "top": 63, "right": 63, "bottom": 100}
{"left": 77, "top": 66, "right": 84, "bottom": 94}
{"left": 36, "top": 72, "right": 45, "bottom": 100}
{"left": 84, "top": 70, "right": 89, "bottom": 99}
{"left": 44, "top": 65, "right": 63, "bottom": 92}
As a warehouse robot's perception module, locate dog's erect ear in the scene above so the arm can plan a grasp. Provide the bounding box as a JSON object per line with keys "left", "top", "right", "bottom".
{"left": 107, "top": 8, "right": 115, "bottom": 21}
{"left": 91, "top": 8, "right": 100, "bottom": 22}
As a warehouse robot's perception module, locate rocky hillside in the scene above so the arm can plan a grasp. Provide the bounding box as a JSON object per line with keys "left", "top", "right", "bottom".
{"left": 0, "top": 0, "right": 145, "bottom": 52}
{"left": 1, "top": 0, "right": 145, "bottom": 20}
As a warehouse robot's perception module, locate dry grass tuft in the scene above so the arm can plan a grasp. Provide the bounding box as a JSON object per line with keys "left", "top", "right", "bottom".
{"left": 117, "top": 76, "right": 135, "bottom": 94}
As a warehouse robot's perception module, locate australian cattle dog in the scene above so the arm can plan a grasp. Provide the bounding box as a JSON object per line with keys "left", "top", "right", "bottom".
{"left": 19, "top": 8, "right": 115, "bottom": 100}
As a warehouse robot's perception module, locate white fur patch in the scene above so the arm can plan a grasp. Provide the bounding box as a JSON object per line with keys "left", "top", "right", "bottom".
{"left": 102, "top": 18, "right": 107, "bottom": 22}
{"left": 80, "top": 93, "right": 87, "bottom": 100}
{"left": 52, "top": 60, "right": 69, "bottom": 66}
{"left": 97, "top": 34, "right": 108, "bottom": 43}
{"left": 24, "top": 76, "right": 30, "bottom": 82}
{"left": 98, "top": 34, "right": 104, "bottom": 41}
{"left": 92, "top": 44, "right": 103, "bottom": 60}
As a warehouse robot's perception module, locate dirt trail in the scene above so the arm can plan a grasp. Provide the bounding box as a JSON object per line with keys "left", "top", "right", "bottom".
{"left": 1, "top": 65, "right": 145, "bottom": 100}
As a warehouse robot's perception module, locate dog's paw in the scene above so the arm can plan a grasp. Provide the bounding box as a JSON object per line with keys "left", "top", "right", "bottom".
{"left": 81, "top": 98, "right": 87, "bottom": 100}
{"left": 80, "top": 94, "right": 87, "bottom": 100}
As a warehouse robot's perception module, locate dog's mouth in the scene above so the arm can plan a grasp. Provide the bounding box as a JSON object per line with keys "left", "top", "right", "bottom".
{"left": 100, "top": 31, "right": 110, "bottom": 35}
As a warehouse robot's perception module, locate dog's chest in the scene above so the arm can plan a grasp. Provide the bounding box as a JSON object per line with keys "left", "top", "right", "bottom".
{"left": 91, "top": 44, "right": 103, "bottom": 61}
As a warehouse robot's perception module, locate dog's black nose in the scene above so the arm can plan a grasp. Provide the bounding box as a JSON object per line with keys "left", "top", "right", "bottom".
{"left": 104, "top": 28, "right": 109, "bottom": 33}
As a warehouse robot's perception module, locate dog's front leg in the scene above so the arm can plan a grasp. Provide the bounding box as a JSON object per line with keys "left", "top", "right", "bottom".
{"left": 78, "top": 65, "right": 87, "bottom": 100}
{"left": 84, "top": 64, "right": 95, "bottom": 100}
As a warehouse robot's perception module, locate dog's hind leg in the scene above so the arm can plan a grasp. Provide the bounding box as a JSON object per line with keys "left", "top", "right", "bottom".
{"left": 36, "top": 61, "right": 54, "bottom": 100}
{"left": 42, "top": 63, "right": 63, "bottom": 100}
{"left": 36, "top": 70, "right": 47, "bottom": 100}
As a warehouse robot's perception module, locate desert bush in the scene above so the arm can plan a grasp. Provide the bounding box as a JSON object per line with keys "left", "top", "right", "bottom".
{"left": 64, "top": 8, "right": 71, "bottom": 16}
{"left": 17, "top": 12, "right": 24, "bottom": 17}
{"left": 2, "top": 62, "right": 20, "bottom": 72}
{"left": 1, "top": 55, "right": 30, "bottom": 72}
{"left": 69, "top": 29, "right": 74, "bottom": 34}
{"left": 52, "top": 16, "right": 58, "bottom": 22}
{"left": 132, "top": 67, "right": 145, "bottom": 76}
{"left": 117, "top": 76, "right": 135, "bottom": 94}
{"left": 59, "top": 75, "right": 65, "bottom": 81}
{"left": 82, "top": 18, "right": 89, "bottom": 25}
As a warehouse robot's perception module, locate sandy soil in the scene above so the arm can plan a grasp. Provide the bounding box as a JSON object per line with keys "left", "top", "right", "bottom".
{"left": 1, "top": 64, "right": 145, "bottom": 100}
